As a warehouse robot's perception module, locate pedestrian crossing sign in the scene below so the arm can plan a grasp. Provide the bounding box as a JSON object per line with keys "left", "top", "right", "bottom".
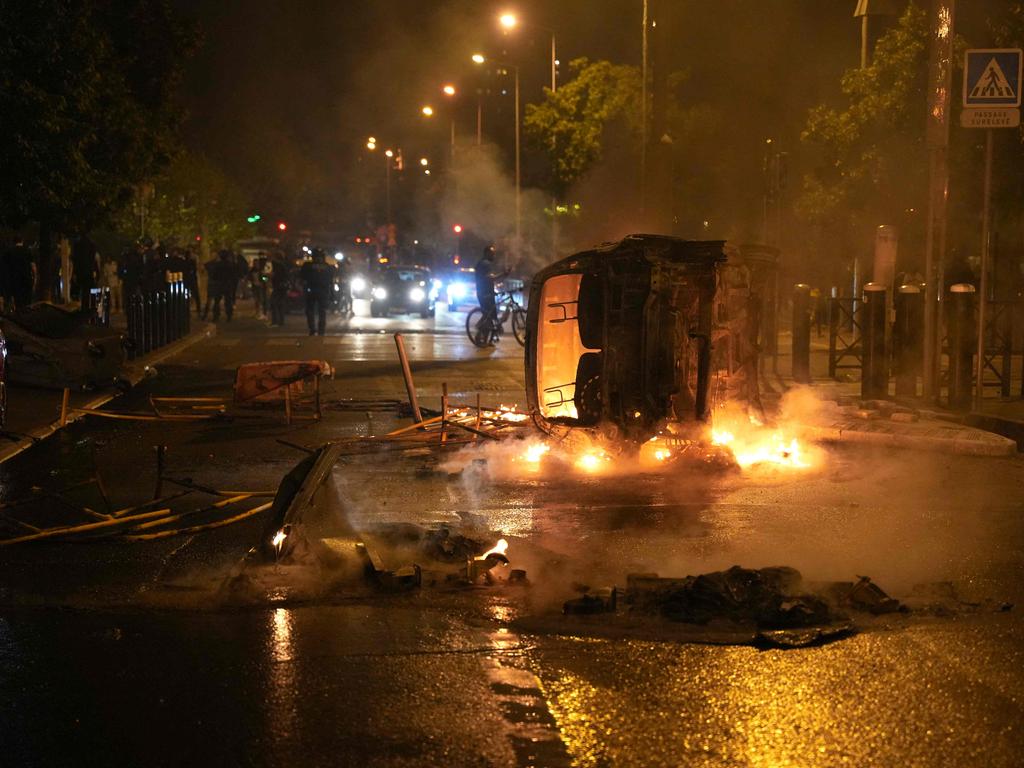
{"left": 963, "top": 49, "right": 1022, "bottom": 108}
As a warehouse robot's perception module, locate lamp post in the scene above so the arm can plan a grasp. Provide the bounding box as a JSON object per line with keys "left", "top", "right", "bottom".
{"left": 499, "top": 12, "right": 557, "bottom": 93}
{"left": 472, "top": 54, "right": 520, "bottom": 256}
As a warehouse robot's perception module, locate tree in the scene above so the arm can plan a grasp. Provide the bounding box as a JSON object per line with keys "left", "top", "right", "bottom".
{"left": 113, "top": 152, "right": 252, "bottom": 251}
{"left": 797, "top": 3, "right": 929, "bottom": 265}
{"left": 0, "top": 0, "right": 196, "bottom": 296}
{"left": 524, "top": 58, "right": 641, "bottom": 199}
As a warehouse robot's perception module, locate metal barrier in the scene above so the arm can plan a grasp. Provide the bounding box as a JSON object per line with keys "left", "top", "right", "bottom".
{"left": 126, "top": 279, "right": 190, "bottom": 360}
{"left": 982, "top": 300, "right": 1019, "bottom": 397}
{"left": 827, "top": 297, "right": 862, "bottom": 377}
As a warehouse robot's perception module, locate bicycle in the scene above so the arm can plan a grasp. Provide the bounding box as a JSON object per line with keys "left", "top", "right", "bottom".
{"left": 466, "top": 290, "right": 527, "bottom": 348}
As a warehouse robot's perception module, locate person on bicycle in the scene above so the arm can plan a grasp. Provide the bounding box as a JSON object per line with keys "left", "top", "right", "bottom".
{"left": 475, "top": 245, "right": 507, "bottom": 328}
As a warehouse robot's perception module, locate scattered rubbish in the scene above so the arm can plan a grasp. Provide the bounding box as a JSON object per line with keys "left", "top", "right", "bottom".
{"left": 564, "top": 587, "right": 617, "bottom": 615}
{"left": 233, "top": 359, "right": 332, "bottom": 424}
{"left": 626, "top": 566, "right": 833, "bottom": 628}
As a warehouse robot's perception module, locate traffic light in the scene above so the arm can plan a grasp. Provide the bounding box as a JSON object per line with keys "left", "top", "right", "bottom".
{"left": 277, "top": 221, "right": 287, "bottom": 232}
{"left": 453, "top": 224, "right": 463, "bottom": 234}
{"left": 247, "top": 214, "right": 261, "bottom": 223}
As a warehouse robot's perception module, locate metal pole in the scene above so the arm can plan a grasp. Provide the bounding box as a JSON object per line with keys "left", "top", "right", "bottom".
{"left": 393, "top": 333, "right": 423, "bottom": 423}
{"left": 514, "top": 65, "right": 521, "bottom": 258}
{"left": 974, "top": 128, "right": 993, "bottom": 410}
{"left": 640, "top": 0, "right": 648, "bottom": 215}
{"left": 551, "top": 33, "right": 557, "bottom": 92}
{"left": 476, "top": 93, "right": 482, "bottom": 146}
{"left": 385, "top": 157, "right": 392, "bottom": 224}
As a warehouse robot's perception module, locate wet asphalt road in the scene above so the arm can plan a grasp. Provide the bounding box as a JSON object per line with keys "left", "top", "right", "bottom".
{"left": 1, "top": 301, "right": 1022, "bottom": 767}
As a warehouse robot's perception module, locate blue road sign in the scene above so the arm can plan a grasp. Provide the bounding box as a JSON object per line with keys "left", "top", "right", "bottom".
{"left": 964, "top": 49, "right": 1022, "bottom": 108}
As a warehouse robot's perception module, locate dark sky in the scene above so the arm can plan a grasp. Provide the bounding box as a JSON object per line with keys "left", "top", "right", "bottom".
{"left": 170, "top": 1, "right": 1006, "bottom": 235}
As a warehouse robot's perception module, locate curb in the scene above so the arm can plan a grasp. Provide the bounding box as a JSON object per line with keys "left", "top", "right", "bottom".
{"left": 0, "top": 323, "right": 217, "bottom": 466}
{"left": 805, "top": 421, "right": 1017, "bottom": 457}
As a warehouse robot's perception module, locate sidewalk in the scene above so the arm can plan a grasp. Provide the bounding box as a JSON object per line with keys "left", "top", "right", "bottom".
{"left": 767, "top": 331, "right": 1021, "bottom": 456}
{"left": 0, "top": 319, "right": 216, "bottom": 464}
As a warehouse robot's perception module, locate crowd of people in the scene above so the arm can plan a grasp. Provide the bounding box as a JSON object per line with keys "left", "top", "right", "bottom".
{"left": 0, "top": 237, "right": 352, "bottom": 337}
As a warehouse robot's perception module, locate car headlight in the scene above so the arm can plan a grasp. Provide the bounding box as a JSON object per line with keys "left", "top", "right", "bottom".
{"left": 372, "top": 286, "right": 387, "bottom": 300}
{"left": 351, "top": 277, "right": 366, "bottom": 293}
{"left": 409, "top": 287, "right": 426, "bottom": 302}
{"left": 449, "top": 283, "right": 466, "bottom": 299}
{"left": 432, "top": 279, "right": 442, "bottom": 290}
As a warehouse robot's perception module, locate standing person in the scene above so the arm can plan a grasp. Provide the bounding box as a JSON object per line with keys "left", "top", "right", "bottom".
{"left": 249, "top": 252, "right": 269, "bottom": 320}
{"left": 2, "top": 235, "right": 34, "bottom": 311}
{"left": 183, "top": 247, "right": 201, "bottom": 315}
{"left": 207, "top": 249, "right": 237, "bottom": 322}
{"left": 300, "top": 248, "right": 335, "bottom": 336}
{"left": 71, "top": 234, "right": 99, "bottom": 308}
{"left": 99, "top": 255, "right": 121, "bottom": 313}
{"left": 119, "top": 243, "right": 145, "bottom": 306}
{"left": 269, "top": 252, "right": 290, "bottom": 327}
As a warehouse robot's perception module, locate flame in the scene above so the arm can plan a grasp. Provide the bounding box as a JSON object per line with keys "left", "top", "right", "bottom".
{"left": 271, "top": 529, "right": 287, "bottom": 549}
{"left": 495, "top": 404, "right": 529, "bottom": 423}
{"left": 478, "top": 538, "right": 509, "bottom": 560}
{"left": 710, "top": 426, "right": 810, "bottom": 469}
{"left": 653, "top": 449, "right": 672, "bottom": 461}
{"left": 521, "top": 442, "right": 551, "bottom": 464}
{"left": 574, "top": 450, "right": 609, "bottom": 473}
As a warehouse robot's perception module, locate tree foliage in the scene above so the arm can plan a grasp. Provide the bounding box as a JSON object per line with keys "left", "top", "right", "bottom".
{"left": 0, "top": 0, "right": 196, "bottom": 233}
{"left": 524, "top": 58, "right": 641, "bottom": 197}
{"left": 113, "top": 152, "right": 252, "bottom": 250}
{"left": 797, "top": 3, "right": 928, "bottom": 233}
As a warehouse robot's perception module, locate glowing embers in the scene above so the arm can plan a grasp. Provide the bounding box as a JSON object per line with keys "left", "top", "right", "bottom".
{"left": 482, "top": 404, "right": 530, "bottom": 423}
{"left": 708, "top": 408, "right": 814, "bottom": 470}
{"left": 573, "top": 449, "right": 610, "bottom": 473}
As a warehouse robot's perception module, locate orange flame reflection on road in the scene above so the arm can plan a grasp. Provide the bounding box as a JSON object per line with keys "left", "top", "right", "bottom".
{"left": 710, "top": 426, "right": 811, "bottom": 469}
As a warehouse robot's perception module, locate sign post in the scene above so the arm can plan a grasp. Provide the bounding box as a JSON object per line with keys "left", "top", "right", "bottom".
{"left": 961, "top": 48, "right": 1022, "bottom": 410}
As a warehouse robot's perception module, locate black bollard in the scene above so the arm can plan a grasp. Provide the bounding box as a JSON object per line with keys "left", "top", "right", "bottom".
{"left": 792, "top": 283, "right": 811, "bottom": 383}
{"left": 861, "top": 282, "right": 888, "bottom": 399}
{"left": 141, "top": 292, "right": 153, "bottom": 355}
{"left": 126, "top": 293, "right": 138, "bottom": 360}
{"left": 894, "top": 284, "right": 923, "bottom": 398}
{"left": 947, "top": 283, "right": 976, "bottom": 411}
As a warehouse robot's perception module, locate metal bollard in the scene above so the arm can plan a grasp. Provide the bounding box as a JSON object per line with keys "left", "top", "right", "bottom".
{"left": 792, "top": 283, "right": 811, "bottom": 384}
{"left": 893, "top": 284, "right": 923, "bottom": 398}
{"left": 947, "top": 283, "right": 976, "bottom": 410}
{"left": 861, "top": 282, "right": 888, "bottom": 399}
{"left": 141, "top": 292, "right": 154, "bottom": 354}
{"left": 126, "top": 294, "right": 138, "bottom": 360}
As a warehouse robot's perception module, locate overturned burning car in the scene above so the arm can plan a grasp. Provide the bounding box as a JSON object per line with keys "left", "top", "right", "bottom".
{"left": 525, "top": 235, "right": 777, "bottom": 443}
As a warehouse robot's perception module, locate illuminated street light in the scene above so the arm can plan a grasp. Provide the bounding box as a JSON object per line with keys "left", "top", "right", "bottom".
{"left": 421, "top": 105, "right": 434, "bottom": 117}
{"left": 442, "top": 84, "right": 456, "bottom": 96}
{"left": 424, "top": 169, "right": 431, "bottom": 175}
{"left": 499, "top": 12, "right": 517, "bottom": 29}
{"left": 366, "top": 141, "right": 376, "bottom": 150}
{"left": 385, "top": 149, "right": 394, "bottom": 158}
{"left": 368, "top": 136, "right": 377, "bottom": 144}
{"left": 420, "top": 157, "right": 429, "bottom": 166}
{"left": 471, "top": 53, "right": 485, "bottom": 64}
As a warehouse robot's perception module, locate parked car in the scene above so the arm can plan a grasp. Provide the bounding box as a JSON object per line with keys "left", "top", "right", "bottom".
{"left": 369, "top": 266, "right": 437, "bottom": 319}
{"left": 0, "top": 304, "right": 126, "bottom": 390}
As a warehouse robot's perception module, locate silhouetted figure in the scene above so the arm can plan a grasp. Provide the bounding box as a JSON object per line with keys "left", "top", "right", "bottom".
{"left": 207, "top": 250, "right": 238, "bottom": 322}
{"left": 2, "top": 236, "right": 34, "bottom": 311}
{"left": 269, "top": 252, "right": 290, "bottom": 327}
{"left": 300, "top": 248, "right": 335, "bottom": 336}
{"left": 71, "top": 234, "right": 99, "bottom": 308}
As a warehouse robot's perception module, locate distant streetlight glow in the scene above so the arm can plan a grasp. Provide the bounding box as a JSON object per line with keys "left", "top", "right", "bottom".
{"left": 499, "top": 12, "right": 517, "bottom": 29}
{"left": 424, "top": 169, "right": 431, "bottom": 175}
{"left": 421, "top": 105, "right": 434, "bottom": 117}
{"left": 471, "top": 53, "right": 485, "bottom": 64}
{"left": 368, "top": 136, "right": 377, "bottom": 144}
{"left": 366, "top": 141, "right": 376, "bottom": 150}
{"left": 443, "top": 84, "right": 456, "bottom": 96}
{"left": 385, "top": 149, "right": 394, "bottom": 158}
{"left": 420, "top": 157, "right": 429, "bottom": 166}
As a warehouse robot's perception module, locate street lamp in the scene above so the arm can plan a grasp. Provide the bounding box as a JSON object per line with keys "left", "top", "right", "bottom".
{"left": 472, "top": 53, "right": 520, "bottom": 256}
{"left": 420, "top": 157, "right": 429, "bottom": 166}
{"left": 498, "top": 11, "right": 557, "bottom": 92}
{"left": 442, "top": 84, "right": 456, "bottom": 96}
{"left": 421, "top": 105, "right": 434, "bottom": 117}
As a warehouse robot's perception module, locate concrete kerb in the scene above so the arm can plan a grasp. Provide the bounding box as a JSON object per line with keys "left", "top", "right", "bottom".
{"left": 0, "top": 322, "right": 218, "bottom": 465}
